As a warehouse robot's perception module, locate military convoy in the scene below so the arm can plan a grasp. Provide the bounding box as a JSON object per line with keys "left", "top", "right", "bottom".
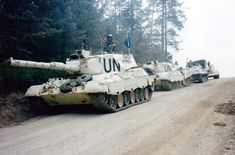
{"left": 8, "top": 33, "right": 220, "bottom": 112}
{"left": 143, "top": 58, "right": 220, "bottom": 90}
{"left": 10, "top": 50, "right": 155, "bottom": 112}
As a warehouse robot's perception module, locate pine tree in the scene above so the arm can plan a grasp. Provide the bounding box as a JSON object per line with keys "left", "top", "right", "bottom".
{"left": 145, "top": 0, "right": 185, "bottom": 61}
{"left": 0, "top": 0, "right": 60, "bottom": 60}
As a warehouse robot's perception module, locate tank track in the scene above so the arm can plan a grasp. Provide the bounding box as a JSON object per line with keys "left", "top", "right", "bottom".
{"left": 184, "top": 77, "right": 192, "bottom": 86}
{"left": 91, "top": 87, "right": 153, "bottom": 113}
{"left": 192, "top": 73, "right": 208, "bottom": 83}
{"left": 91, "top": 93, "right": 115, "bottom": 112}
{"left": 160, "top": 80, "right": 184, "bottom": 91}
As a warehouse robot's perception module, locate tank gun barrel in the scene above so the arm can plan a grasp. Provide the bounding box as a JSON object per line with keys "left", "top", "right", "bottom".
{"left": 10, "top": 57, "right": 80, "bottom": 73}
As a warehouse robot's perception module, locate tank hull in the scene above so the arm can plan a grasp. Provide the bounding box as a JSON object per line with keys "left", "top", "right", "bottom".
{"left": 25, "top": 67, "right": 155, "bottom": 112}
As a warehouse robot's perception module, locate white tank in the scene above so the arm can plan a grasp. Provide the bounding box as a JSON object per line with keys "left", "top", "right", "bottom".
{"left": 143, "top": 60, "right": 191, "bottom": 90}
{"left": 10, "top": 50, "right": 155, "bottom": 112}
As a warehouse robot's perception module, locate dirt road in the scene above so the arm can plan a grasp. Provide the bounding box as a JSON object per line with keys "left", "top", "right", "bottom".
{"left": 0, "top": 78, "right": 234, "bottom": 155}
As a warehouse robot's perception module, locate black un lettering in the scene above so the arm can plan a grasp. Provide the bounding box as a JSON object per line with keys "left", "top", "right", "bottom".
{"left": 103, "top": 58, "right": 121, "bottom": 73}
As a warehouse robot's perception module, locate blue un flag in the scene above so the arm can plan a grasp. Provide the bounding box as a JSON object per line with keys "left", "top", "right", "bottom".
{"left": 124, "top": 32, "right": 131, "bottom": 48}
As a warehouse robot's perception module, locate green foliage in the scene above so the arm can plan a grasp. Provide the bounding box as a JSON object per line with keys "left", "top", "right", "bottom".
{"left": 0, "top": 0, "right": 102, "bottom": 61}
{"left": 145, "top": 0, "right": 186, "bottom": 53}
{"left": 165, "top": 0, "right": 186, "bottom": 51}
{"left": 0, "top": 0, "right": 61, "bottom": 60}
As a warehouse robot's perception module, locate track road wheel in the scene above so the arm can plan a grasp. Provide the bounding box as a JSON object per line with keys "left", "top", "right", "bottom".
{"left": 108, "top": 95, "right": 117, "bottom": 110}
{"left": 214, "top": 75, "right": 220, "bottom": 79}
{"left": 179, "top": 81, "right": 183, "bottom": 88}
{"left": 144, "top": 87, "right": 150, "bottom": 100}
{"left": 176, "top": 82, "right": 180, "bottom": 89}
{"left": 149, "top": 86, "right": 153, "bottom": 99}
{"left": 147, "top": 86, "right": 153, "bottom": 100}
{"left": 130, "top": 90, "right": 135, "bottom": 104}
{"left": 135, "top": 89, "right": 141, "bottom": 103}
{"left": 173, "top": 82, "right": 176, "bottom": 89}
{"left": 178, "top": 81, "right": 182, "bottom": 88}
{"left": 140, "top": 88, "right": 145, "bottom": 101}
{"left": 91, "top": 93, "right": 112, "bottom": 112}
{"left": 117, "top": 93, "right": 124, "bottom": 108}
{"left": 123, "top": 91, "right": 130, "bottom": 106}
{"left": 151, "top": 82, "right": 155, "bottom": 92}
{"left": 166, "top": 81, "right": 172, "bottom": 91}
{"left": 182, "top": 80, "right": 186, "bottom": 87}
{"left": 201, "top": 76, "right": 206, "bottom": 83}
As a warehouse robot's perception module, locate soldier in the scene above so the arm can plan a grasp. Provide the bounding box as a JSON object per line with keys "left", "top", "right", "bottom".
{"left": 187, "top": 60, "right": 193, "bottom": 68}
{"left": 175, "top": 61, "right": 178, "bottom": 65}
{"left": 207, "top": 61, "right": 212, "bottom": 71}
{"left": 81, "top": 35, "right": 90, "bottom": 50}
{"left": 105, "top": 34, "right": 116, "bottom": 52}
{"left": 208, "top": 61, "right": 211, "bottom": 67}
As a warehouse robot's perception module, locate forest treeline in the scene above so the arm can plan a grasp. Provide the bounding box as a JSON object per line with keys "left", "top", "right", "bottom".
{"left": 0, "top": 0, "right": 185, "bottom": 63}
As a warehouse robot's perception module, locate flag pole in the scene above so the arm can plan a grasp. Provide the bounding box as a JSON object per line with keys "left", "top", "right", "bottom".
{"left": 101, "top": 39, "right": 103, "bottom": 50}
{"left": 125, "top": 31, "right": 131, "bottom": 55}
{"left": 100, "top": 32, "right": 103, "bottom": 51}
{"left": 128, "top": 31, "right": 130, "bottom": 55}
{"left": 100, "top": 41, "right": 102, "bottom": 51}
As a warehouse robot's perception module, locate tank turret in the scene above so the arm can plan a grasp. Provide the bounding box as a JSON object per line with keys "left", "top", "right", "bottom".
{"left": 10, "top": 49, "right": 138, "bottom": 75}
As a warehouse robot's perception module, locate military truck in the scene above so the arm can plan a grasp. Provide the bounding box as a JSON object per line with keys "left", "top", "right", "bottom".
{"left": 187, "top": 59, "right": 211, "bottom": 83}
{"left": 9, "top": 49, "right": 155, "bottom": 112}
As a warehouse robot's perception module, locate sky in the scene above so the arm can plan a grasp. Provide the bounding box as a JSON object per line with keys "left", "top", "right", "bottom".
{"left": 173, "top": 0, "right": 235, "bottom": 77}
